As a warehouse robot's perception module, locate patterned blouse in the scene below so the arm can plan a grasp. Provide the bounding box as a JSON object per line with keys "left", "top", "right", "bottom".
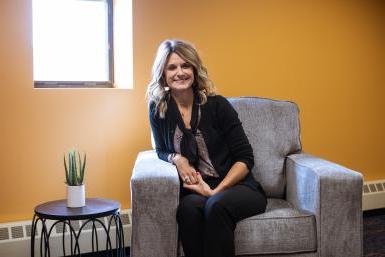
{"left": 172, "top": 107, "right": 219, "bottom": 178}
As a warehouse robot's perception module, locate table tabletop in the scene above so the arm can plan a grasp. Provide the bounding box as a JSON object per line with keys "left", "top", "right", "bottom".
{"left": 34, "top": 198, "right": 121, "bottom": 220}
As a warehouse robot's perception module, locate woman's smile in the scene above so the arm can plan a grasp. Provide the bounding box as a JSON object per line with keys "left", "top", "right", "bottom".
{"left": 173, "top": 76, "right": 191, "bottom": 84}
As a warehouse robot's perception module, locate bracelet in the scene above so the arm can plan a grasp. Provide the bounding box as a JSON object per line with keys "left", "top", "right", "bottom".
{"left": 169, "top": 153, "right": 177, "bottom": 165}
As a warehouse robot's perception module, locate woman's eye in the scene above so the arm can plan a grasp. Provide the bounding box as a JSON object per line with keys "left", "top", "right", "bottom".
{"left": 181, "top": 63, "right": 192, "bottom": 69}
{"left": 167, "top": 65, "right": 176, "bottom": 71}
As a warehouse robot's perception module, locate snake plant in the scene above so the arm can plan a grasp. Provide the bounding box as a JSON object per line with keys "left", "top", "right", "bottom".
{"left": 64, "top": 150, "right": 86, "bottom": 186}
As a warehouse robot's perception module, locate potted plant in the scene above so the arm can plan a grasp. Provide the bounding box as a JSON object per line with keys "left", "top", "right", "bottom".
{"left": 64, "top": 149, "right": 86, "bottom": 208}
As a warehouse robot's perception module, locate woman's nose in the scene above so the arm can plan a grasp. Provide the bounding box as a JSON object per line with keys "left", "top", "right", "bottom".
{"left": 176, "top": 66, "right": 184, "bottom": 75}
{"left": 176, "top": 69, "right": 186, "bottom": 79}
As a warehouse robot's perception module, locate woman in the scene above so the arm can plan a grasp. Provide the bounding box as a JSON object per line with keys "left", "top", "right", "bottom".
{"left": 147, "top": 39, "right": 267, "bottom": 257}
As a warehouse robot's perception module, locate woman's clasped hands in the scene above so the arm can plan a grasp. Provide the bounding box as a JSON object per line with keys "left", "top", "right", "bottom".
{"left": 173, "top": 155, "right": 214, "bottom": 197}
{"left": 183, "top": 172, "right": 214, "bottom": 197}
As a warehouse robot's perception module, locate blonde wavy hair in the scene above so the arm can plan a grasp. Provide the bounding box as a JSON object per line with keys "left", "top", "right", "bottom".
{"left": 147, "top": 39, "right": 216, "bottom": 118}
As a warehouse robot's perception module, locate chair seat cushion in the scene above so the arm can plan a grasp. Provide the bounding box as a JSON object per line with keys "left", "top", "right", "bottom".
{"left": 234, "top": 198, "right": 317, "bottom": 255}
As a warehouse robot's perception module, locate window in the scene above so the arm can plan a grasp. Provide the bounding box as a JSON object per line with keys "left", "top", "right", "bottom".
{"left": 32, "top": 0, "right": 133, "bottom": 89}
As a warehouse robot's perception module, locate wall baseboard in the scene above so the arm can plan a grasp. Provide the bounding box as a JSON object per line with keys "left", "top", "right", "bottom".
{"left": 0, "top": 209, "right": 131, "bottom": 257}
{"left": 363, "top": 180, "right": 385, "bottom": 211}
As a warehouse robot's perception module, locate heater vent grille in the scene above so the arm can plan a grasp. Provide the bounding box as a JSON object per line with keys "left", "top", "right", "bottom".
{"left": 363, "top": 180, "right": 385, "bottom": 211}
{"left": 376, "top": 183, "right": 384, "bottom": 192}
{"left": 363, "top": 181, "right": 385, "bottom": 194}
{"left": 0, "top": 228, "right": 9, "bottom": 240}
{"left": 10, "top": 226, "right": 23, "bottom": 239}
{"left": 25, "top": 224, "right": 33, "bottom": 237}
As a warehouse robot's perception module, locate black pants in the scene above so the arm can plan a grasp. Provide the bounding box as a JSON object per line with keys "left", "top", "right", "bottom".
{"left": 176, "top": 182, "right": 267, "bottom": 257}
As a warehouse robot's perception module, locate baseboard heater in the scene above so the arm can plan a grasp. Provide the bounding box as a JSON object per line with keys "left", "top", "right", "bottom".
{"left": 363, "top": 179, "right": 385, "bottom": 211}
{"left": 0, "top": 209, "right": 131, "bottom": 257}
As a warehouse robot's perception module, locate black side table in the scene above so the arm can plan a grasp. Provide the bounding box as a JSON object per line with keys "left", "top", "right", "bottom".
{"left": 31, "top": 198, "right": 125, "bottom": 257}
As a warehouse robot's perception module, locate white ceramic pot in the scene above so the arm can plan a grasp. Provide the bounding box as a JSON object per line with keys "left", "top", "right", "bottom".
{"left": 66, "top": 185, "right": 86, "bottom": 208}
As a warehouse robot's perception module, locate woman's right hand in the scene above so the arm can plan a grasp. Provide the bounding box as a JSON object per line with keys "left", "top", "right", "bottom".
{"left": 172, "top": 154, "right": 198, "bottom": 185}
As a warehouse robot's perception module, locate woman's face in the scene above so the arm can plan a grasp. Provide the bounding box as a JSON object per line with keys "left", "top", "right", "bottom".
{"left": 164, "top": 53, "right": 194, "bottom": 92}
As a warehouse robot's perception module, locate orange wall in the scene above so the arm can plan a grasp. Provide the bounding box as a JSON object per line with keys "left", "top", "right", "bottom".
{"left": 0, "top": 0, "right": 384, "bottom": 222}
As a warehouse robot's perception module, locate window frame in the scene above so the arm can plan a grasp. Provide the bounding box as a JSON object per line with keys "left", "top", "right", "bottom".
{"left": 33, "top": 0, "right": 114, "bottom": 89}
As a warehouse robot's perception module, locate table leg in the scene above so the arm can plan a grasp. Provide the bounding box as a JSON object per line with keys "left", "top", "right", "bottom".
{"left": 31, "top": 215, "right": 38, "bottom": 257}
{"left": 91, "top": 219, "right": 100, "bottom": 252}
{"left": 40, "top": 219, "right": 50, "bottom": 257}
{"left": 31, "top": 217, "right": 55, "bottom": 257}
{"left": 117, "top": 214, "right": 125, "bottom": 257}
{"left": 111, "top": 213, "right": 125, "bottom": 257}
{"left": 61, "top": 220, "right": 77, "bottom": 256}
{"left": 62, "top": 221, "right": 66, "bottom": 256}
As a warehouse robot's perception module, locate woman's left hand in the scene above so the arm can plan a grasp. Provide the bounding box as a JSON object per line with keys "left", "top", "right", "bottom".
{"left": 183, "top": 172, "right": 214, "bottom": 197}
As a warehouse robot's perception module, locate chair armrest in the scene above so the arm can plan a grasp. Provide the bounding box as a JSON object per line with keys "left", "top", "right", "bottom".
{"left": 286, "top": 153, "right": 363, "bottom": 257}
{"left": 130, "top": 150, "right": 180, "bottom": 257}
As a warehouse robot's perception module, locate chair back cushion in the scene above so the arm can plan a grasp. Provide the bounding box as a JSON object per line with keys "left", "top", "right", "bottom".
{"left": 228, "top": 97, "right": 302, "bottom": 198}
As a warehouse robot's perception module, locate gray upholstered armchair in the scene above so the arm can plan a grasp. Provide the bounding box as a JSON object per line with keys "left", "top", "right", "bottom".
{"left": 131, "top": 97, "right": 363, "bottom": 257}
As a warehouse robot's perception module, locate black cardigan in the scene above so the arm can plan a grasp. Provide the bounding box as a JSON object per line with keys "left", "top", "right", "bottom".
{"left": 149, "top": 95, "right": 264, "bottom": 193}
